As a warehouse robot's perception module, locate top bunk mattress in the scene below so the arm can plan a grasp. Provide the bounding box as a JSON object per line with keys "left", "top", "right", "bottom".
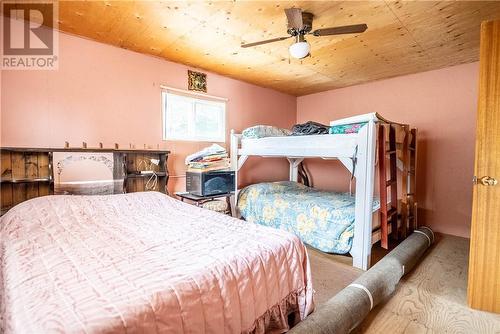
{"left": 238, "top": 182, "right": 380, "bottom": 254}
{"left": 239, "top": 133, "right": 358, "bottom": 158}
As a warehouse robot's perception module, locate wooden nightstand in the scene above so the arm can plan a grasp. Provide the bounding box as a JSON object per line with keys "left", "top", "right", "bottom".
{"left": 175, "top": 192, "right": 233, "bottom": 216}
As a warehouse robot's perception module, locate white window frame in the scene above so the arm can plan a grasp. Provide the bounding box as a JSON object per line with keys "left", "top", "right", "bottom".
{"left": 162, "top": 89, "right": 227, "bottom": 142}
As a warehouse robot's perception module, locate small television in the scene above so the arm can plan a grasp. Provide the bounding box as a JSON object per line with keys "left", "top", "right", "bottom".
{"left": 186, "top": 170, "right": 235, "bottom": 196}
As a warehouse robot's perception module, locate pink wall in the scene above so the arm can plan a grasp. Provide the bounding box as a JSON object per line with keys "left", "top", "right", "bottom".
{"left": 1, "top": 31, "right": 297, "bottom": 193}
{"left": 297, "top": 63, "right": 479, "bottom": 238}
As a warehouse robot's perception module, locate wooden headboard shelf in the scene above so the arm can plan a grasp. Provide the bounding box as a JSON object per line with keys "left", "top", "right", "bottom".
{"left": 1, "top": 147, "right": 170, "bottom": 153}
{"left": 0, "top": 147, "right": 170, "bottom": 216}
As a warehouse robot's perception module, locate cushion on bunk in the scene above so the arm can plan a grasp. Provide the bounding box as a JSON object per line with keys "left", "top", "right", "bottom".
{"left": 238, "top": 182, "right": 380, "bottom": 254}
{"left": 241, "top": 125, "right": 292, "bottom": 139}
{"left": 329, "top": 122, "right": 367, "bottom": 135}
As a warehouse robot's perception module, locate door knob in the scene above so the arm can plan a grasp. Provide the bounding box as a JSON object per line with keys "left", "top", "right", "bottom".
{"left": 478, "top": 176, "right": 498, "bottom": 186}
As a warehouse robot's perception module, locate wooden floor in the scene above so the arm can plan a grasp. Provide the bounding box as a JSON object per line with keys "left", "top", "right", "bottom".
{"left": 308, "top": 234, "right": 500, "bottom": 333}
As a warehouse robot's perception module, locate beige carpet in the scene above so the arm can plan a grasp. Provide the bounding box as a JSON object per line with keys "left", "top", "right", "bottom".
{"left": 307, "top": 247, "right": 362, "bottom": 305}
{"left": 307, "top": 235, "right": 500, "bottom": 333}
{"left": 308, "top": 243, "right": 391, "bottom": 305}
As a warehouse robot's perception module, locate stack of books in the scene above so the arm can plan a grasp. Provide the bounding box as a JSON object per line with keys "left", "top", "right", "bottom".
{"left": 186, "top": 144, "right": 231, "bottom": 172}
{"left": 187, "top": 156, "right": 230, "bottom": 172}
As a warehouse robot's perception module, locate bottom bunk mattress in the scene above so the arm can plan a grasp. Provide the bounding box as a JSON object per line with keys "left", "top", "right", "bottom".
{"left": 0, "top": 192, "right": 314, "bottom": 334}
{"left": 238, "top": 182, "right": 380, "bottom": 254}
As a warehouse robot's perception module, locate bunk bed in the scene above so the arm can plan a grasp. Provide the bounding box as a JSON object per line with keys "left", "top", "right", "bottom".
{"left": 230, "top": 113, "right": 418, "bottom": 270}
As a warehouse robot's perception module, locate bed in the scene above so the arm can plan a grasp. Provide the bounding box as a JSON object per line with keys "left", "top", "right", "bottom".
{"left": 0, "top": 192, "right": 314, "bottom": 334}
{"left": 238, "top": 182, "right": 380, "bottom": 254}
{"left": 231, "top": 113, "right": 417, "bottom": 270}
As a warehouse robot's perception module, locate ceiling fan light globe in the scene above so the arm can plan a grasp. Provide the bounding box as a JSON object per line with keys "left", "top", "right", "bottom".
{"left": 289, "top": 41, "right": 310, "bottom": 59}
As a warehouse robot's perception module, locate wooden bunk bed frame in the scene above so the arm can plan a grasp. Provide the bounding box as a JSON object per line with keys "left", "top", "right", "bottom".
{"left": 377, "top": 124, "right": 418, "bottom": 249}
{"left": 230, "top": 113, "right": 418, "bottom": 270}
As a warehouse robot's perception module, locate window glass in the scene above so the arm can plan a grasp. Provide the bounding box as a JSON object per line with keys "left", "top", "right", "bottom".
{"left": 163, "top": 92, "right": 226, "bottom": 142}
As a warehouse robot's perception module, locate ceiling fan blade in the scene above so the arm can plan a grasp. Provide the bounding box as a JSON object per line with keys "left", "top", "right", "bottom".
{"left": 241, "top": 36, "right": 291, "bottom": 48}
{"left": 312, "top": 23, "right": 368, "bottom": 36}
{"left": 285, "top": 8, "right": 303, "bottom": 30}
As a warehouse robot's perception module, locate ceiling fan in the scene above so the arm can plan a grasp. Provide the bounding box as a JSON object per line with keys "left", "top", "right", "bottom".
{"left": 241, "top": 8, "right": 368, "bottom": 59}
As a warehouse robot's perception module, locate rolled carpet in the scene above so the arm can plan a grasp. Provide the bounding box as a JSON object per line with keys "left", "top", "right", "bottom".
{"left": 289, "top": 227, "right": 435, "bottom": 334}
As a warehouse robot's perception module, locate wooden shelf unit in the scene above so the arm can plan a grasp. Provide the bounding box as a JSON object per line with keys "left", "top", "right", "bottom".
{"left": 124, "top": 151, "right": 169, "bottom": 193}
{"left": 0, "top": 147, "right": 170, "bottom": 216}
{"left": 0, "top": 150, "right": 54, "bottom": 216}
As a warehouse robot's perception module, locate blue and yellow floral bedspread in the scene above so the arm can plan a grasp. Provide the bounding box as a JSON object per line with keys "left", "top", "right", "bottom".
{"left": 238, "top": 181, "right": 380, "bottom": 254}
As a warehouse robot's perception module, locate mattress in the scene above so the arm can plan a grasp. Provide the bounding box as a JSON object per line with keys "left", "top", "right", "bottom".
{"left": 0, "top": 192, "right": 314, "bottom": 334}
{"left": 239, "top": 134, "right": 358, "bottom": 158}
{"left": 238, "top": 182, "right": 380, "bottom": 254}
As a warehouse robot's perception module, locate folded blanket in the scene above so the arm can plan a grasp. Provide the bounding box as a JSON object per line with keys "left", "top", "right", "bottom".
{"left": 292, "top": 121, "right": 330, "bottom": 135}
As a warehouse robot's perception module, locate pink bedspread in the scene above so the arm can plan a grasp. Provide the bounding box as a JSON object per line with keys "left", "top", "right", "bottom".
{"left": 0, "top": 192, "right": 313, "bottom": 333}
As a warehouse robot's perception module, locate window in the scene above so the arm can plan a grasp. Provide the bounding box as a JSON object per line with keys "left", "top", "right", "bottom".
{"left": 162, "top": 91, "right": 226, "bottom": 142}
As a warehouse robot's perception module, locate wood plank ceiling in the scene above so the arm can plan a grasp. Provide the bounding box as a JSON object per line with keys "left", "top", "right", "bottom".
{"left": 53, "top": 1, "right": 500, "bottom": 96}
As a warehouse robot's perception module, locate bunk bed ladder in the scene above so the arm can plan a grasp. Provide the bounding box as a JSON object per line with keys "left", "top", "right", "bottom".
{"left": 407, "top": 128, "right": 418, "bottom": 232}
{"left": 400, "top": 127, "right": 409, "bottom": 238}
{"left": 378, "top": 124, "right": 398, "bottom": 249}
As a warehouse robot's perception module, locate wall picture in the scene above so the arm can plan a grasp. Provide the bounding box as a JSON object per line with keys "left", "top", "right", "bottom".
{"left": 188, "top": 70, "right": 207, "bottom": 92}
